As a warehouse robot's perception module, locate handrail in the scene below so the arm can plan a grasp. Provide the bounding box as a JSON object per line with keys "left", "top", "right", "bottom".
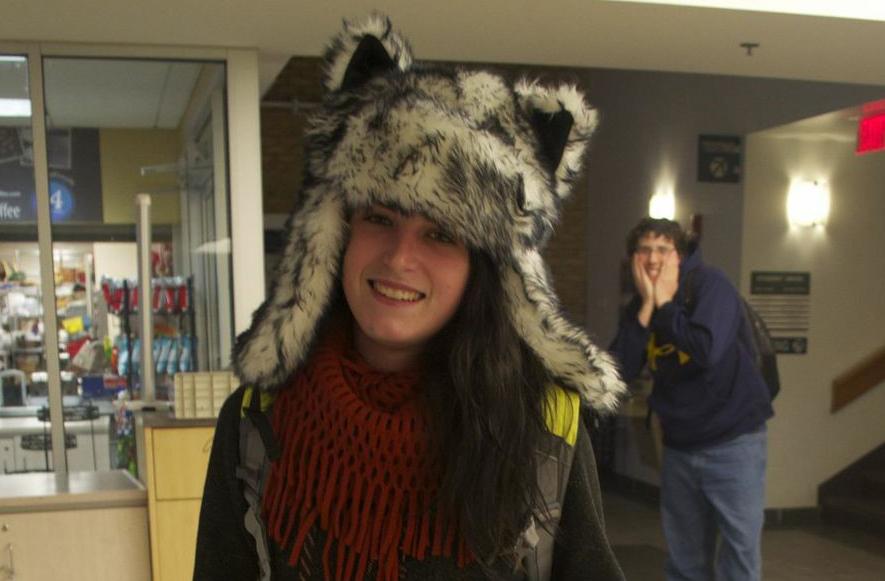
{"left": 831, "top": 345, "right": 885, "bottom": 412}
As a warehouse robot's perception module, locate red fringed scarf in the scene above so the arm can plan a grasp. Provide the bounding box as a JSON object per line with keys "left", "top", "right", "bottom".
{"left": 262, "top": 329, "right": 471, "bottom": 580}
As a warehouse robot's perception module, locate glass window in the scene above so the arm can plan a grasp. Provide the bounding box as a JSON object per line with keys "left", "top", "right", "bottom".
{"left": 4, "top": 56, "right": 232, "bottom": 475}
{"left": 0, "top": 54, "right": 60, "bottom": 473}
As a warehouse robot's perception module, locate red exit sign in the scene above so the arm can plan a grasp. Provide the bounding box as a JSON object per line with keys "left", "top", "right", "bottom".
{"left": 857, "top": 108, "right": 885, "bottom": 155}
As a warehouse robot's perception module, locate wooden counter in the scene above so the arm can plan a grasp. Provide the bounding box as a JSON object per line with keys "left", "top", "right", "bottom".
{"left": 0, "top": 469, "right": 145, "bottom": 513}
{"left": 0, "top": 470, "right": 150, "bottom": 580}
{"left": 136, "top": 411, "right": 216, "bottom": 581}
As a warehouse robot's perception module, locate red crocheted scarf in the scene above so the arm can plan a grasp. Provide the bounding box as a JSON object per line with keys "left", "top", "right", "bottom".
{"left": 261, "top": 327, "right": 470, "bottom": 580}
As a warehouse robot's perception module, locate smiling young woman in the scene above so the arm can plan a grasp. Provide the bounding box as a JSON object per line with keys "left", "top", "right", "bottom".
{"left": 194, "top": 14, "right": 627, "bottom": 581}
{"left": 342, "top": 205, "right": 470, "bottom": 372}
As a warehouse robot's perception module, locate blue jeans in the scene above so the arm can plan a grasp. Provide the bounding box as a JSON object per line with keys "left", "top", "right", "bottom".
{"left": 661, "top": 427, "right": 767, "bottom": 581}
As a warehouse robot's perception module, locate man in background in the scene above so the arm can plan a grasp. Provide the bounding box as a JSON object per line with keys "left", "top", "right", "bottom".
{"left": 609, "top": 217, "right": 774, "bottom": 581}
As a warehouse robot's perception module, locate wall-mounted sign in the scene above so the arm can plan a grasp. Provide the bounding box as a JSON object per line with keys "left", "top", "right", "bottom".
{"left": 750, "top": 271, "right": 811, "bottom": 356}
{"left": 698, "top": 134, "right": 741, "bottom": 183}
{"left": 751, "top": 271, "right": 810, "bottom": 295}
{"left": 771, "top": 337, "right": 808, "bottom": 355}
{"left": 0, "top": 127, "right": 103, "bottom": 223}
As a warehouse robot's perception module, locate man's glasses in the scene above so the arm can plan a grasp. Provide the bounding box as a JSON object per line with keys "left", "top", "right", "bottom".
{"left": 636, "top": 245, "right": 675, "bottom": 258}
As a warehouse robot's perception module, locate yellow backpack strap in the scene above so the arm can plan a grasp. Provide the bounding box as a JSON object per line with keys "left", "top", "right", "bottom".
{"left": 237, "top": 385, "right": 278, "bottom": 581}
{"left": 240, "top": 385, "right": 277, "bottom": 418}
{"left": 517, "top": 385, "right": 581, "bottom": 580}
{"left": 543, "top": 384, "right": 580, "bottom": 446}
{"left": 239, "top": 386, "right": 280, "bottom": 461}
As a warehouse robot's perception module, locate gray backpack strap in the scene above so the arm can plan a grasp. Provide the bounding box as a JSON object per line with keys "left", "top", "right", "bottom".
{"left": 514, "top": 386, "right": 581, "bottom": 581}
{"left": 235, "top": 386, "right": 280, "bottom": 581}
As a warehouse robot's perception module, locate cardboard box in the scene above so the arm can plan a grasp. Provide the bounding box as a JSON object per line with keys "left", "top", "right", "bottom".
{"left": 172, "top": 371, "right": 238, "bottom": 418}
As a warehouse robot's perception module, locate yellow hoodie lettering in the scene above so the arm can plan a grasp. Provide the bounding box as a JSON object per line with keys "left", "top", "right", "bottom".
{"left": 646, "top": 333, "right": 691, "bottom": 370}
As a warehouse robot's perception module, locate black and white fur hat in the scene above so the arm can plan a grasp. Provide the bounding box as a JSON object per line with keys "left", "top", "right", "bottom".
{"left": 234, "top": 14, "right": 626, "bottom": 412}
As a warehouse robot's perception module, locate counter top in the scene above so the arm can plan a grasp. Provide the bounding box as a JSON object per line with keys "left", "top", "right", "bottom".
{"left": 139, "top": 412, "right": 216, "bottom": 429}
{"left": 0, "top": 416, "right": 111, "bottom": 437}
{"left": 0, "top": 469, "right": 146, "bottom": 514}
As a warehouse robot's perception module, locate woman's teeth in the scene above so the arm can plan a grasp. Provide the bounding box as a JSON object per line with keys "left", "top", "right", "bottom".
{"left": 371, "top": 281, "right": 423, "bottom": 302}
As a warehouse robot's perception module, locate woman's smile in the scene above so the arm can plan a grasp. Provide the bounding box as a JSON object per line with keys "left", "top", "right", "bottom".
{"left": 369, "top": 279, "right": 426, "bottom": 303}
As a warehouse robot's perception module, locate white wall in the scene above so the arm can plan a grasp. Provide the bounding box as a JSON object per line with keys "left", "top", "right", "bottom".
{"left": 742, "top": 130, "right": 885, "bottom": 508}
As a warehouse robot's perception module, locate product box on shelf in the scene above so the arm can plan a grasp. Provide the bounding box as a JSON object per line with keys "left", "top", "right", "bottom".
{"left": 173, "top": 371, "right": 238, "bottom": 418}
{"left": 80, "top": 374, "right": 128, "bottom": 399}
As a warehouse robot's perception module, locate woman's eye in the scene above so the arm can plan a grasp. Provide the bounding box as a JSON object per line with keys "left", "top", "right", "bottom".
{"left": 429, "top": 230, "right": 455, "bottom": 244}
{"left": 365, "top": 213, "right": 393, "bottom": 226}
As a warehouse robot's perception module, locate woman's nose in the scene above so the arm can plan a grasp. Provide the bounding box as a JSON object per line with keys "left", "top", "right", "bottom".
{"left": 384, "top": 230, "right": 419, "bottom": 269}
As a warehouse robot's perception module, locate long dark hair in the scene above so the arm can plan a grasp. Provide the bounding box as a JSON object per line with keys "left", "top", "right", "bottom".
{"left": 422, "top": 249, "right": 552, "bottom": 566}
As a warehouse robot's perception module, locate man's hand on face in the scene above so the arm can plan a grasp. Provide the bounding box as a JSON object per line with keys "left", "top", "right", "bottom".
{"left": 632, "top": 253, "right": 655, "bottom": 328}
{"left": 632, "top": 253, "right": 655, "bottom": 304}
{"left": 654, "top": 251, "right": 680, "bottom": 308}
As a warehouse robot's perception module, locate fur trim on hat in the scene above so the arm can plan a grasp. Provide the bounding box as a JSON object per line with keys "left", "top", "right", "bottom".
{"left": 233, "top": 14, "right": 626, "bottom": 412}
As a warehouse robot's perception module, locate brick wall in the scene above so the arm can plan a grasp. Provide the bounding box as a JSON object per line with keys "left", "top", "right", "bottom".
{"left": 261, "top": 107, "right": 305, "bottom": 215}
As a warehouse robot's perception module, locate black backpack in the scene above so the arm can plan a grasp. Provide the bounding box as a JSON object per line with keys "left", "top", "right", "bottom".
{"left": 737, "top": 298, "right": 780, "bottom": 400}
{"left": 683, "top": 270, "right": 780, "bottom": 401}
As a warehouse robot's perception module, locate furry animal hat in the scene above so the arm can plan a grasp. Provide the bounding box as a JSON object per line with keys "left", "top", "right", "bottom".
{"left": 234, "top": 14, "right": 625, "bottom": 412}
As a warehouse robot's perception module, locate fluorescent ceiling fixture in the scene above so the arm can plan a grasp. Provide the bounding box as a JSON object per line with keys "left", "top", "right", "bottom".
{"left": 0, "top": 56, "right": 27, "bottom": 63}
{"left": 0, "top": 98, "right": 31, "bottom": 117}
{"left": 604, "top": 1, "right": 885, "bottom": 22}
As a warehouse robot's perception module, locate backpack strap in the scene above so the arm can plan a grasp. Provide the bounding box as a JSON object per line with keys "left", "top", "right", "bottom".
{"left": 236, "top": 386, "right": 279, "bottom": 581}
{"left": 681, "top": 268, "right": 697, "bottom": 308}
{"left": 515, "top": 385, "right": 580, "bottom": 581}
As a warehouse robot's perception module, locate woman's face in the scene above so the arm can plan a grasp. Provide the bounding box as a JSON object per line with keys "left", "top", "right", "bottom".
{"left": 342, "top": 205, "right": 470, "bottom": 371}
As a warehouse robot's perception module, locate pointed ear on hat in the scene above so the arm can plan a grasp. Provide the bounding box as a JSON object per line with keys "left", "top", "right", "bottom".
{"left": 516, "top": 81, "right": 599, "bottom": 201}
{"left": 323, "top": 14, "right": 413, "bottom": 92}
{"left": 530, "top": 108, "right": 574, "bottom": 177}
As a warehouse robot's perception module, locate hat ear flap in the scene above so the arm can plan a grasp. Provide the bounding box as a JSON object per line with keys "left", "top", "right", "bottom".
{"left": 516, "top": 81, "right": 599, "bottom": 201}
{"left": 504, "top": 252, "right": 626, "bottom": 412}
{"left": 232, "top": 191, "right": 347, "bottom": 389}
{"left": 324, "top": 14, "right": 413, "bottom": 92}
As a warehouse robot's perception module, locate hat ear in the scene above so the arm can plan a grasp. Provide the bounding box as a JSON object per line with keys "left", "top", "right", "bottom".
{"left": 324, "top": 14, "right": 413, "bottom": 92}
{"left": 516, "top": 81, "right": 599, "bottom": 200}
{"left": 340, "top": 36, "right": 397, "bottom": 92}
{"left": 530, "top": 108, "right": 574, "bottom": 177}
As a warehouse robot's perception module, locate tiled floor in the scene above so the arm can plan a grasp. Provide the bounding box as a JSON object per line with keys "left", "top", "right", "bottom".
{"left": 603, "top": 490, "right": 885, "bottom": 580}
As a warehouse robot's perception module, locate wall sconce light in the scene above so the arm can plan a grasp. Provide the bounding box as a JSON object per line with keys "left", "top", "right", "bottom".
{"left": 649, "top": 187, "right": 675, "bottom": 220}
{"left": 787, "top": 179, "right": 830, "bottom": 227}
